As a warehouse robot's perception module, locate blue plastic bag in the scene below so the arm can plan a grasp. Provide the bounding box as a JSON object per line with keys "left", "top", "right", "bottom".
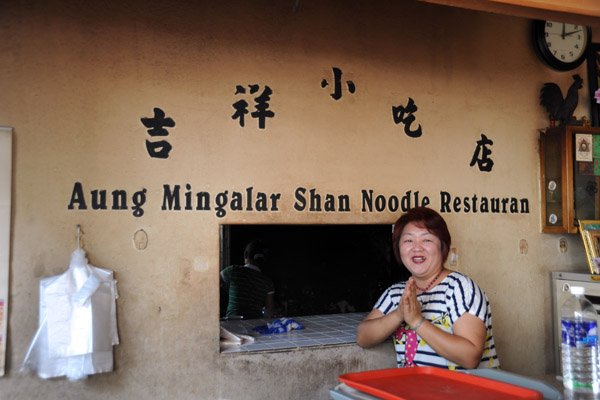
{"left": 252, "top": 318, "right": 303, "bottom": 334}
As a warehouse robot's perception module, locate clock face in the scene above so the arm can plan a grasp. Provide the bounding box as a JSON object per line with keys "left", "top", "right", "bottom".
{"left": 533, "top": 20, "right": 590, "bottom": 71}
{"left": 543, "top": 21, "right": 587, "bottom": 63}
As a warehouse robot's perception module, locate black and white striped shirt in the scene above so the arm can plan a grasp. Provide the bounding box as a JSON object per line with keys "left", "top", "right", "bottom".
{"left": 374, "top": 271, "right": 500, "bottom": 370}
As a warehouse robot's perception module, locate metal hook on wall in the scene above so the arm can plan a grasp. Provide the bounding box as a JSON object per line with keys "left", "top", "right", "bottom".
{"left": 76, "top": 224, "right": 82, "bottom": 249}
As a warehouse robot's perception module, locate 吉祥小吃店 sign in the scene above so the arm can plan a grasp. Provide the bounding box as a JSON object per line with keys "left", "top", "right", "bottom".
{"left": 140, "top": 66, "right": 496, "bottom": 173}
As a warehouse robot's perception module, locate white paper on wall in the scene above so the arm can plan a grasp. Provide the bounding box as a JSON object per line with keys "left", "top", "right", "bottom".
{"left": 0, "top": 127, "right": 12, "bottom": 377}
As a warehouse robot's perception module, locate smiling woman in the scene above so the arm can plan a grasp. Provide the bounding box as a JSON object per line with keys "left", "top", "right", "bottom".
{"left": 356, "top": 207, "right": 500, "bottom": 370}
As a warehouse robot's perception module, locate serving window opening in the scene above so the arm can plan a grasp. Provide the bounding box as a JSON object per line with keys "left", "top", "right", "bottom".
{"left": 219, "top": 224, "right": 408, "bottom": 319}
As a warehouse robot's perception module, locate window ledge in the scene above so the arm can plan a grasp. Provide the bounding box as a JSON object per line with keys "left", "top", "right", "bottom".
{"left": 220, "top": 312, "right": 369, "bottom": 355}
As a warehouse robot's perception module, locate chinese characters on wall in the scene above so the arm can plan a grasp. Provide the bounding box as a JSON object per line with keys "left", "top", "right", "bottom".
{"left": 321, "top": 67, "right": 355, "bottom": 101}
{"left": 392, "top": 97, "right": 422, "bottom": 138}
{"left": 141, "top": 108, "right": 175, "bottom": 159}
{"left": 470, "top": 133, "right": 494, "bottom": 172}
{"left": 232, "top": 85, "right": 274, "bottom": 129}
{"left": 139, "top": 66, "right": 495, "bottom": 172}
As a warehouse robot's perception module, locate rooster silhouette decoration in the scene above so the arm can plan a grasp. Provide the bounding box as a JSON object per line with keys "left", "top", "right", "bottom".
{"left": 540, "top": 74, "right": 583, "bottom": 126}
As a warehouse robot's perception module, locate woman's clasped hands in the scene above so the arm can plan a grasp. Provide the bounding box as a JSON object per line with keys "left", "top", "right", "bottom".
{"left": 398, "top": 277, "right": 424, "bottom": 330}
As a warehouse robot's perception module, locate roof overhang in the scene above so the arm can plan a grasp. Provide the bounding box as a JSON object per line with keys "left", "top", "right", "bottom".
{"left": 417, "top": 0, "right": 600, "bottom": 27}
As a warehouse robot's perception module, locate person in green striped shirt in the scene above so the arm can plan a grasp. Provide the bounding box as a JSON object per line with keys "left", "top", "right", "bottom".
{"left": 221, "top": 240, "right": 276, "bottom": 319}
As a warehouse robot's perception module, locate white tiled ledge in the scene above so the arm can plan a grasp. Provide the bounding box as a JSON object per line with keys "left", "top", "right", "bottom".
{"left": 220, "top": 312, "right": 368, "bottom": 354}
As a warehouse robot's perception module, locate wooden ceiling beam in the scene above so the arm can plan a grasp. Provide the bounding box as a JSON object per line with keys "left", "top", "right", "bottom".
{"left": 417, "top": 0, "right": 600, "bottom": 27}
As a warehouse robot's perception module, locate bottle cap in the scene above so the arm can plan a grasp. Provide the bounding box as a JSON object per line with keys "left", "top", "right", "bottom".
{"left": 570, "top": 286, "right": 585, "bottom": 295}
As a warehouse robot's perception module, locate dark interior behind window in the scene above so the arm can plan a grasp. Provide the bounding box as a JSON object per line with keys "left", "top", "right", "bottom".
{"left": 220, "top": 224, "right": 408, "bottom": 318}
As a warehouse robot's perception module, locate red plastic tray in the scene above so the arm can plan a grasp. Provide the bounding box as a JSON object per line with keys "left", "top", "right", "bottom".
{"left": 338, "top": 367, "right": 543, "bottom": 400}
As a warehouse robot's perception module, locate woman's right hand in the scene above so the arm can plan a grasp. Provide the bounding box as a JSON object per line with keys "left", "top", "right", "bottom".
{"left": 394, "top": 297, "right": 404, "bottom": 322}
{"left": 356, "top": 305, "right": 404, "bottom": 348}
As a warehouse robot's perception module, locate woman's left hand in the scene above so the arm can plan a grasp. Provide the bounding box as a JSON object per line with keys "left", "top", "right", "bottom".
{"left": 401, "top": 277, "right": 423, "bottom": 328}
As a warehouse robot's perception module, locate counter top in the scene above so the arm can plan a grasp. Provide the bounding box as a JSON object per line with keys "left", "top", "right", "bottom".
{"left": 220, "top": 312, "right": 368, "bottom": 354}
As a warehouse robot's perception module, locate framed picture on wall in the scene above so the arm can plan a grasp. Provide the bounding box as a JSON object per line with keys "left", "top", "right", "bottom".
{"left": 579, "top": 219, "right": 600, "bottom": 274}
{"left": 587, "top": 43, "right": 600, "bottom": 127}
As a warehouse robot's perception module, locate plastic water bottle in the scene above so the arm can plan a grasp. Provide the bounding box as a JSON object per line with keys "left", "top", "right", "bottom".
{"left": 561, "top": 286, "right": 599, "bottom": 396}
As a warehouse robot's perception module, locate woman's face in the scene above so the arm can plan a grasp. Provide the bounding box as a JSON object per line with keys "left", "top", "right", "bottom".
{"left": 399, "top": 222, "right": 443, "bottom": 278}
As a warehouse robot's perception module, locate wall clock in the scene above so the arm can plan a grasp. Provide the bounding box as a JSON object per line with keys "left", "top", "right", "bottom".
{"left": 533, "top": 20, "right": 591, "bottom": 71}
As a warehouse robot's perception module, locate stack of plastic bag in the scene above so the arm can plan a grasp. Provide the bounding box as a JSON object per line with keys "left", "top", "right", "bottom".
{"left": 219, "top": 326, "right": 255, "bottom": 351}
{"left": 20, "top": 248, "right": 119, "bottom": 380}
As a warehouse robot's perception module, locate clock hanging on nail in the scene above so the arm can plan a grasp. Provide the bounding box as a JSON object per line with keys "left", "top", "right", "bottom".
{"left": 533, "top": 20, "right": 591, "bottom": 71}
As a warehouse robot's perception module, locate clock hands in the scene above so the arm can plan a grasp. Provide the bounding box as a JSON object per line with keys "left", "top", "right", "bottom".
{"left": 564, "top": 29, "right": 582, "bottom": 37}
{"left": 550, "top": 23, "right": 582, "bottom": 40}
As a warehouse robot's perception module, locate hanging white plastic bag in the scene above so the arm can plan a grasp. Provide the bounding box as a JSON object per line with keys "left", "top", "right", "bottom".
{"left": 20, "top": 248, "right": 119, "bottom": 380}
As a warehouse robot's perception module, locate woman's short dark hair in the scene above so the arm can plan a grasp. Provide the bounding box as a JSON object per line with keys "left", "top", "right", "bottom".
{"left": 392, "top": 207, "right": 451, "bottom": 265}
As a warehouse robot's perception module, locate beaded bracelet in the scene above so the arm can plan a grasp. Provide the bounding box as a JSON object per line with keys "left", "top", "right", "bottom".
{"left": 412, "top": 316, "right": 426, "bottom": 332}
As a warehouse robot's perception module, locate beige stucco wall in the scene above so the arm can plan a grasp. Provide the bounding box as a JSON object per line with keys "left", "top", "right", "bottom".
{"left": 0, "top": 0, "right": 596, "bottom": 399}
